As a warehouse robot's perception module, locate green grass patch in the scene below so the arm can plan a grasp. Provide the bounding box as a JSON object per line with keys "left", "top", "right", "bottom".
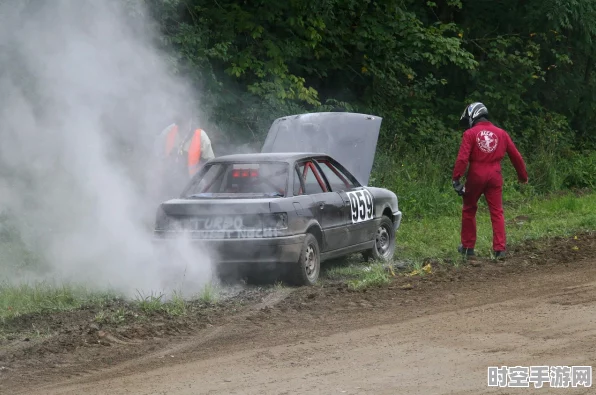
{"left": 197, "top": 282, "right": 220, "bottom": 303}
{"left": 398, "top": 191, "right": 596, "bottom": 260}
{"left": 94, "top": 307, "right": 130, "bottom": 325}
{"left": 346, "top": 265, "right": 392, "bottom": 290}
{"left": 0, "top": 280, "right": 222, "bottom": 324}
{"left": 320, "top": 190, "right": 596, "bottom": 290}
{"left": 0, "top": 281, "right": 117, "bottom": 321}
{"left": 323, "top": 261, "right": 392, "bottom": 290}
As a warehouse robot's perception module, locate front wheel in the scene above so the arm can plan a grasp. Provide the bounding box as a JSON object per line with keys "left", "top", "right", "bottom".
{"left": 289, "top": 233, "right": 321, "bottom": 286}
{"left": 363, "top": 216, "right": 396, "bottom": 262}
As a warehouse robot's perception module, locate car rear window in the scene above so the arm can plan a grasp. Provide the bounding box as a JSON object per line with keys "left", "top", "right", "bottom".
{"left": 184, "top": 162, "right": 289, "bottom": 197}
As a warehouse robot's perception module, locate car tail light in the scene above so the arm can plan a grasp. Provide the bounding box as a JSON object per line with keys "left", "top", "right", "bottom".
{"left": 263, "top": 213, "right": 288, "bottom": 230}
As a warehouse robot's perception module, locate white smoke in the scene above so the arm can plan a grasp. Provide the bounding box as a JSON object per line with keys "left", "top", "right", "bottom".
{"left": 0, "top": 0, "right": 214, "bottom": 297}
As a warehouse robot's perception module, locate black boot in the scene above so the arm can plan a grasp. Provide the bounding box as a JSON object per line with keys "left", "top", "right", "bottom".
{"left": 458, "top": 244, "right": 476, "bottom": 257}
{"left": 493, "top": 250, "right": 506, "bottom": 260}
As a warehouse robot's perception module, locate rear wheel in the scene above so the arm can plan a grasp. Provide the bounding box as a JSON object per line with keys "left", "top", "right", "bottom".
{"left": 289, "top": 233, "right": 320, "bottom": 286}
{"left": 363, "top": 216, "right": 396, "bottom": 262}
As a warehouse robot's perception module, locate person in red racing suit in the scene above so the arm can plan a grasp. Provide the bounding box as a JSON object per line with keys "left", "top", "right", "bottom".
{"left": 452, "top": 102, "right": 528, "bottom": 259}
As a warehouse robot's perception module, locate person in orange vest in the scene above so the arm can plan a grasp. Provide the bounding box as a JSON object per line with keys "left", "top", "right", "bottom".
{"left": 162, "top": 114, "right": 215, "bottom": 176}
{"left": 154, "top": 114, "right": 215, "bottom": 198}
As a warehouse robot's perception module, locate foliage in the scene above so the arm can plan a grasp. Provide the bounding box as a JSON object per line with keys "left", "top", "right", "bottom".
{"left": 145, "top": 0, "right": 596, "bottom": 159}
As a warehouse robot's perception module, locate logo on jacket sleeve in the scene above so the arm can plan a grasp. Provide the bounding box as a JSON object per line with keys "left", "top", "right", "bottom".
{"left": 476, "top": 130, "right": 498, "bottom": 153}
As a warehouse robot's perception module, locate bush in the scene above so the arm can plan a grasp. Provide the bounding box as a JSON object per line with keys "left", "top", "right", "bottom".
{"left": 371, "top": 142, "right": 595, "bottom": 221}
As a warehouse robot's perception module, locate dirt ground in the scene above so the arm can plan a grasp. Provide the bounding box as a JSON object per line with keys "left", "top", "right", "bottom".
{"left": 2, "top": 232, "right": 596, "bottom": 394}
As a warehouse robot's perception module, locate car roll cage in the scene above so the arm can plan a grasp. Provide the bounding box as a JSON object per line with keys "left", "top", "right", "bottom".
{"left": 296, "top": 158, "right": 353, "bottom": 195}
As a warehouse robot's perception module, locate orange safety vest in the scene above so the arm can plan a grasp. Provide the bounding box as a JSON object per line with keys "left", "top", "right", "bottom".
{"left": 164, "top": 124, "right": 203, "bottom": 177}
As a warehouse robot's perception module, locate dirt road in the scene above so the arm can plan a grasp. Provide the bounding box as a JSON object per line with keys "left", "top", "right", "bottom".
{"left": 3, "top": 234, "right": 596, "bottom": 394}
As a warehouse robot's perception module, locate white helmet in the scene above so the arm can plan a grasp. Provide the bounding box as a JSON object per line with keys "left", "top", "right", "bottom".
{"left": 460, "top": 102, "right": 488, "bottom": 128}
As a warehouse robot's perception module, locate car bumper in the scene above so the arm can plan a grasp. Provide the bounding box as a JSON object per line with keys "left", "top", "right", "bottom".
{"left": 393, "top": 210, "right": 402, "bottom": 231}
{"left": 153, "top": 231, "right": 305, "bottom": 265}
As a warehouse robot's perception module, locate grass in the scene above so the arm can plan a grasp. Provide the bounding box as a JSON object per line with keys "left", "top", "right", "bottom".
{"left": 3, "top": 191, "right": 595, "bottom": 321}
{"left": 323, "top": 261, "right": 391, "bottom": 290}
{"left": 0, "top": 280, "right": 220, "bottom": 324}
{"left": 94, "top": 307, "right": 129, "bottom": 325}
{"left": 197, "top": 282, "right": 220, "bottom": 304}
{"left": 319, "top": 190, "right": 596, "bottom": 289}
{"left": 398, "top": 191, "right": 596, "bottom": 261}
{"left": 0, "top": 281, "right": 117, "bottom": 322}
{"left": 345, "top": 264, "right": 392, "bottom": 290}
{"left": 91, "top": 289, "right": 192, "bottom": 325}
{"left": 2, "top": 150, "right": 596, "bottom": 321}
{"left": 323, "top": 253, "right": 398, "bottom": 290}
{"left": 368, "top": 148, "right": 596, "bottom": 265}
{"left": 3, "top": 191, "right": 595, "bottom": 322}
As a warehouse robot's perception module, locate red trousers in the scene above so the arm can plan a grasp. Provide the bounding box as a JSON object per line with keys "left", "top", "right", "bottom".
{"left": 461, "top": 166, "right": 506, "bottom": 251}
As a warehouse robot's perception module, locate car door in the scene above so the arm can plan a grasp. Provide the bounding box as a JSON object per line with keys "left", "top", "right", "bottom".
{"left": 313, "top": 158, "right": 376, "bottom": 247}
{"left": 294, "top": 160, "right": 348, "bottom": 252}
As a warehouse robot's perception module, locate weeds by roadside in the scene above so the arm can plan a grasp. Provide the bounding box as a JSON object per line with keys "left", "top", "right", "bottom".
{"left": 398, "top": 190, "right": 596, "bottom": 261}
{"left": 0, "top": 281, "right": 220, "bottom": 325}
{"left": 324, "top": 261, "right": 392, "bottom": 290}
{"left": 320, "top": 190, "right": 596, "bottom": 289}
{"left": 346, "top": 264, "right": 392, "bottom": 290}
{"left": 91, "top": 289, "right": 191, "bottom": 326}
{"left": 1, "top": 189, "right": 595, "bottom": 320}
{"left": 0, "top": 281, "right": 118, "bottom": 322}
{"left": 197, "top": 282, "right": 219, "bottom": 304}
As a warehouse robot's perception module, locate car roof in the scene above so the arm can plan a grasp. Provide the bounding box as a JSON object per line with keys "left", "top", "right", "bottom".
{"left": 208, "top": 152, "right": 329, "bottom": 163}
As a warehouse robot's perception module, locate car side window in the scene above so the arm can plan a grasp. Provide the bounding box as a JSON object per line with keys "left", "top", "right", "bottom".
{"left": 294, "top": 161, "right": 326, "bottom": 195}
{"left": 314, "top": 159, "right": 357, "bottom": 191}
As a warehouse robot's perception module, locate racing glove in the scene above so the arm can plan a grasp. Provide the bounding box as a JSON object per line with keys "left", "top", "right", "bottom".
{"left": 452, "top": 180, "right": 465, "bottom": 196}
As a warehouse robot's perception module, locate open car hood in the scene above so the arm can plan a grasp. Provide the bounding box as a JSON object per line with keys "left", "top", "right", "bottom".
{"left": 260, "top": 112, "right": 382, "bottom": 186}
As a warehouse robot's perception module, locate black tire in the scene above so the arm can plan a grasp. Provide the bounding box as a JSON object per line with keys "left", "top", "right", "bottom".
{"left": 289, "top": 233, "right": 321, "bottom": 286}
{"left": 363, "top": 216, "right": 396, "bottom": 262}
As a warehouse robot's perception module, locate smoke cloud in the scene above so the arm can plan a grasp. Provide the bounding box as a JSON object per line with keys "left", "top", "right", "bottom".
{"left": 0, "top": 0, "right": 213, "bottom": 297}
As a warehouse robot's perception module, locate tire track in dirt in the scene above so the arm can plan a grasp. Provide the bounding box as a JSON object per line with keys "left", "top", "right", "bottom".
{"left": 81, "top": 287, "right": 297, "bottom": 378}
{"left": 21, "top": 257, "right": 596, "bottom": 395}
{"left": 0, "top": 286, "right": 296, "bottom": 393}
{"left": 3, "top": 233, "right": 596, "bottom": 394}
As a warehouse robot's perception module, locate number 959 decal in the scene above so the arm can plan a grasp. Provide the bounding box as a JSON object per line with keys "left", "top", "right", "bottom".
{"left": 347, "top": 189, "right": 374, "bottom": 223}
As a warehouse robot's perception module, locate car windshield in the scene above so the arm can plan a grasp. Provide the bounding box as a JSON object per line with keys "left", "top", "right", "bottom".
{"left": 184, "top": 162, "right": 289, "bottom": 198}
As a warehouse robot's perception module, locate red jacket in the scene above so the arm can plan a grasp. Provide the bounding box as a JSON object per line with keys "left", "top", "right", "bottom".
{"left": 452, "top": 121, "right": 528, "bottom": 183}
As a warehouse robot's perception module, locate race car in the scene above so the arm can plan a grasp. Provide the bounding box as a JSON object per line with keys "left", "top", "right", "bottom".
{"left": 153, "top": 112, "right": 402, "bottom": 285}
